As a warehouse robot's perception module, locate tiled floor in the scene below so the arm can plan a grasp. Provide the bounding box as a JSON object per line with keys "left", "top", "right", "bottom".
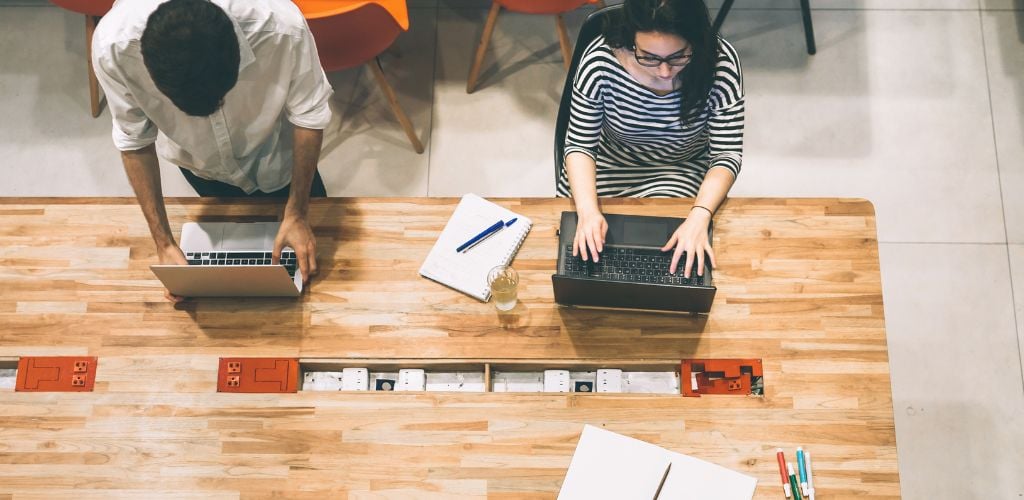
{"left": 1, "top": 1, "right": 1023, "bottom": 498}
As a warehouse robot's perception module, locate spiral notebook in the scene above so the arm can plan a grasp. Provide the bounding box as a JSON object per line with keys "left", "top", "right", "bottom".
{"left": 419, "top": 194, "right": 532, "bottom": 301}
{"left": 559, "top": 425, "right": 757, "bottom": 500}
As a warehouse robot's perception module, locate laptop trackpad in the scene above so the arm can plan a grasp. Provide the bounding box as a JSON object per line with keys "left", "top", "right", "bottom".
{"left": 221, "top": 222, "right": 276, "bottom": 250}
{"left": 622, "top": 219, "right": 672, "bottom": 246}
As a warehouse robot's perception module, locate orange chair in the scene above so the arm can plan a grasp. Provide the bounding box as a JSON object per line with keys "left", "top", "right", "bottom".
{"left": 293, "top": 0, "right": 424, "bottom": 154}
{"left": 50, "top": 0, "right": 115, "bottom": 117}
{"left": 466, "top": 0, "right": 604, "bottom": 93}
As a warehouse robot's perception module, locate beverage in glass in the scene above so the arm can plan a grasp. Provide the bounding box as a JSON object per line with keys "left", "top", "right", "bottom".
{"left": 487, "top": 265, "right": 519, "bottom": 311}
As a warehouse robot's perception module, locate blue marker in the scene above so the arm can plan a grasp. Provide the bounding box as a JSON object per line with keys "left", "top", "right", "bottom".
{"left": 796, "top": 447, "right": 808, "bottom": 497}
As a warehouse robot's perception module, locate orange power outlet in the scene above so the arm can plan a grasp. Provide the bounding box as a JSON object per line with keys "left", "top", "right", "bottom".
{"left": 217, "top": 358, "right": 299, "bottom": 393}
{"left": 15, "top": 356, "right": 98, "bottom": 392}
{"left": 680, "top": 358, "right": 763, "bottom": 397}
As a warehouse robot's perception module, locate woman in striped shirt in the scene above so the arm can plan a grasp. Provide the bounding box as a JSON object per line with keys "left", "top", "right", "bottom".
{"left": 560, "top": 0, "right": 744, "bottom": 278}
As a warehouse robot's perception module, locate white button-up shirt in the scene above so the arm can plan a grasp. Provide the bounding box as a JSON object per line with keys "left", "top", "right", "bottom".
{"left": 92, "top": 0, "right": 333, "bottom": 193}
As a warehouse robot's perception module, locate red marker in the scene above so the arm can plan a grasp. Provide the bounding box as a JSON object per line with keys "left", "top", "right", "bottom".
{"left": 776, "top": 448, "right": 792, "bottom": 498}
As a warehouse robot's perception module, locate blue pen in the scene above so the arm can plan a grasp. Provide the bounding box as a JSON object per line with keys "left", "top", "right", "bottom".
{"left": 796, "top": 447, "right": 808, "bottom": 497}
{"left": 456, "top": 218, "right": 516, "bottom": 253}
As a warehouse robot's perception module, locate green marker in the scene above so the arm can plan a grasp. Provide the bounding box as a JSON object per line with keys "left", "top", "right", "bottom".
{"left": 788, "top": 463, "right": 803, "bottom": 500}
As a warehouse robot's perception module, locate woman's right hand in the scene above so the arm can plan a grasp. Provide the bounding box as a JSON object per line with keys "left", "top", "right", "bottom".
{"left": 573, "top": 209, "right": 608, "bottom": 262}
{"left": 157, "top": 244, "right": 188, "bottom": 303}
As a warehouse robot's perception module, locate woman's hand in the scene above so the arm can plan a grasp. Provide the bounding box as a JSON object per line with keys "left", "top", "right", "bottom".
{"left": 662, "top": 207, "right": 717, "bottom": 278}
{"left": 573, "top": 208, "right": 608, "bottom": 262}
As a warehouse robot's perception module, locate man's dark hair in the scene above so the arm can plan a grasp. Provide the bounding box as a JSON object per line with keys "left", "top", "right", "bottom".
{"left": 141, "top": 0, "right": 240, "bottom": 117}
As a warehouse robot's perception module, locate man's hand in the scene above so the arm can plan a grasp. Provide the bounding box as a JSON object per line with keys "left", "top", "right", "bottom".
{"left": 662, "top": 207, "right": 717, "bottom": 278}
{"left": 273, "top": 213, "right": 317, "bottom": 284}
{"left": 158, "top": 244, "right": 188, "bottom": 303}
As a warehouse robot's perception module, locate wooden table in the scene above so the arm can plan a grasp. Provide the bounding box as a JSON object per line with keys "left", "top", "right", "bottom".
{"left": 0, "top": 197, "right": 899, "bottom": 499}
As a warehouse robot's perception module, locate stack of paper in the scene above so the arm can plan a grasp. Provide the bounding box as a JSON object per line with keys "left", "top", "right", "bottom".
{"left": 558, "top": 425, "right": 757, "bottom": 500}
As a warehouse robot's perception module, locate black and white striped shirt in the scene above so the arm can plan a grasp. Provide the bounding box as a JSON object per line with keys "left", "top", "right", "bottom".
{"left": 558, "top": 35, "right": 745, "bottom": 198}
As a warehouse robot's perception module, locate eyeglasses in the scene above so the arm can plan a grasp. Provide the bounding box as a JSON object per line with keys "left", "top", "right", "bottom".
{"left": 633, "top": 48, "right": 693, "bottom": 67}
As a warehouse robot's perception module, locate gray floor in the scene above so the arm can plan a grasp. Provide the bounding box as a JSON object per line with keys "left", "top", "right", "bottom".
{"left": 1, "top": 1, "right": 1023, "bottom": 498}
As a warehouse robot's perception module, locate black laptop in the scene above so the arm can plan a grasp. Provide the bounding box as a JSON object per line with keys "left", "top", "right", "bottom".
{"left": 552, "top": 212, "right": 716, "bottom": 313}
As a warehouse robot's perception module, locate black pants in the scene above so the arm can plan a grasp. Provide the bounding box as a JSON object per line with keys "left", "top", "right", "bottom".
{"left": 179, "top": 167, "right": 327, "bottom": 198}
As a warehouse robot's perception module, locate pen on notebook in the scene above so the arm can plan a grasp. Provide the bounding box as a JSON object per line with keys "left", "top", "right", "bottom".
{"left": 456, "top": 218, "right": 517, "bottom": 253}
{"left": 788, "top": 463, "right": 803, "bottom": 500}
{"left": 805, "top": 451, "right": 815, "bottom": 500}
{"left": 797, "top": 447, "right": 808, "bottom": 496}
{"left": 776, "top": 448, "right": 791, "bottom": 499}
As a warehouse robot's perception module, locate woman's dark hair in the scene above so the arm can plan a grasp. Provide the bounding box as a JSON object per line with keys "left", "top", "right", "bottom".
{"left": 141, "top": 0, "right": 240, "bottom": 117}
{"left": 604, "top": 0, "right": 717, "bottom": 121}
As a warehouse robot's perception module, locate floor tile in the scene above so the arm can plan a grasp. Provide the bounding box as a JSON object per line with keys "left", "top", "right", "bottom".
{"left": 1009, "top": 244, "right": 1024, "bottom": 385}
{"left": 879, "top": 242, "right": 1024, "bottom": 499}
{"left": 0, "top": 7, "right": 195, "bottom": 197}
{"left": 981, "top": 0, "right": 1024, "bottom": 9}
{"left": 982, "top": 12, "right": 1024, "bottom": 243}
{"left": 725, "top": 9, "right": 1006, "bottom": 243}
{"left": 317, "top": 8, "right": 437, "bottom": 197}
{"left": 428, "top": 6, "right": 595, "bottom": 197}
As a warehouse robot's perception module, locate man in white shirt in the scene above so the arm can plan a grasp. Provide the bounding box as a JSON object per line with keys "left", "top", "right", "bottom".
{"left": 92, "top": 0, "right": 333, "bottom": 301}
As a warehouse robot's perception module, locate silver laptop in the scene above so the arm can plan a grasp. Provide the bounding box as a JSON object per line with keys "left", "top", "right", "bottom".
{"left": 150, "top": 222, "right": 302, "bottom": 297}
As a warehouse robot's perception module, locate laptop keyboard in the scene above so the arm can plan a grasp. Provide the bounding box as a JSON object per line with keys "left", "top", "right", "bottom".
{"left": 184, "top": 251, "right": 297, "bottom": 277}
{"left": 562, "top": 245, "right": 709, "bottom": 286}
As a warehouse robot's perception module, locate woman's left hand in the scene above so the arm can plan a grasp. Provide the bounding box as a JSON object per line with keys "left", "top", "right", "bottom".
{"left": 661, "top": 207, "right": 717, "bottom": 278}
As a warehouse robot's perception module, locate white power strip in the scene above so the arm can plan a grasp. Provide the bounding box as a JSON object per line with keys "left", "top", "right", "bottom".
{"left": 341, "top": 368, "right": 369, "bottom": 391}
{"left": 543, "top": 370, "right": 571, "bottom": 392}
{"left": 596, "top": 369, "right": 623, "bottom": 393}
{"left": 396, "top": 369, "right": 426, "bottom": 391}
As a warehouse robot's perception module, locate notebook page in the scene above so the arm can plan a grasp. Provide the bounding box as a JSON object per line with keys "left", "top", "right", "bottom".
{"left": 656, "top": 451, "right": 757, "bottom": 500}
{"left": 557, "top": 425, "right": 672, "bottom": 500}
{"left": 419, "top": 194, "right": 532, "bottom": 301}
{"left": 558, "top": 425, "right": 757, "bottom": 500}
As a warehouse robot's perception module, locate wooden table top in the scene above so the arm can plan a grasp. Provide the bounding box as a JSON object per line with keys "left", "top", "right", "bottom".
{"left": 0, "top": 197, "right": 898, "bottom": 499}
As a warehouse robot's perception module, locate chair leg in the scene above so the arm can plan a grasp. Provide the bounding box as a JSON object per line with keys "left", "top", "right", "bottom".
{"left": 466, "top": 1, "right": 501, "bottom": 94}
{"left": 711, "top": 0, "right": 735, "bottom": 33}
{"left": 555, "top": 14, "right": 572, "bottom": 70}
{"left": 799, "top": 0, "right": 816, "bottom": 55}
{"left": 368, "top": 59, "right": 424, "bottom": 154}
{"left": 85, "top": 14, "right": 105, "bottom": 117}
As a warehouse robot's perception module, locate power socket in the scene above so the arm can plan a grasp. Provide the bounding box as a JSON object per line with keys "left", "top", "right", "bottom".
{"left": 373, "top": 372, "right": 399, "bottom": 391}
{"left": 396, "top": 369, "right": 426, "bottom": 391}
{"left": 596, "top": 369, "right": 623, "bottom": 393}
{"left": 341, "top": 368, "right": 369, "bottom": 391}
{"left": 73, "top": 361, "right": 89, "bottom": 373}
{"left": 543, "top": 370, "right": 570, "bottom": 393}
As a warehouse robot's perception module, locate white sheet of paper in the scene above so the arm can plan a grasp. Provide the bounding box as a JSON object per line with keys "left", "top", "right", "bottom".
{"left": 558, "top": 425, "right": 757, "bottom": 500}
{"left": 557, "top": 425, "right": 672, "bottom": 500}
{"left": 656, "top": 451, "right": 757, "bottom": 500}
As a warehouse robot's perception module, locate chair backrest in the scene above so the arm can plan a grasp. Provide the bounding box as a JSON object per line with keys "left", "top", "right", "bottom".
{"left": 496, "top": 0, "right": 594, "bottom": 15}
{"left": 553, "top": 4, "right": 622, "bottom": 189}
{"left": 49, "top": 0, "right": 114, "bottom": 17}
{"left": 295, "top": 1, "right": 408, "bottom": 73}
